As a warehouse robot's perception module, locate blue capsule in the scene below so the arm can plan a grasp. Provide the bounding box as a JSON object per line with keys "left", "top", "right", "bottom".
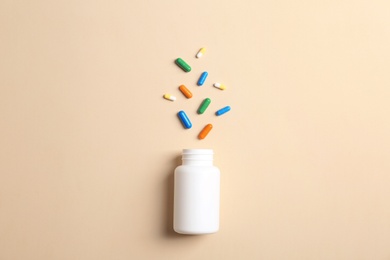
{"left": 177, "top": 110, "right": 192, "bottom": 129}
{"left": 216, "top": 106, "right": 231, "bottom": 116}
{"left": 197, "top": 71, "right": 208, "bottom": 86}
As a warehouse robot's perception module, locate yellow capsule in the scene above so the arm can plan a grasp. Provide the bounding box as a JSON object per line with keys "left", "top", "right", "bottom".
{"left": 213, "top": 82, "right": 226, "bottom": 90}
{"left": 196, "top": 47, "right": 206, "bottom": 58}
{"left": 163, "top": 94, "right": 176, "bottom": 101}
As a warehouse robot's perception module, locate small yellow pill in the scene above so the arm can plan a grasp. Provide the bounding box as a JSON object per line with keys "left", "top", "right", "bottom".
{"left": 213, "top": 83, "right": 226, "bottom": 90}
{"left": 163, "top": 94, "right": 176, "bottom": 101}
{"left": 196, "top": 47, "right": 206, "bottom": 58}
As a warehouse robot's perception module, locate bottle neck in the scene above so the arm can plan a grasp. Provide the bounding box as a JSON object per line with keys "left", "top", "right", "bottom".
{"left": 181, "top": 149, "right": 214, "bottom": 166}
{"left": 182, "top": 159, "right": 213, "bottom": 166}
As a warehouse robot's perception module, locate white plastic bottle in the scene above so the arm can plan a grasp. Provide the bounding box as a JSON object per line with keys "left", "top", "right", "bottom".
{"left": 173, "top": 149, "right": 220, "bottom": 235}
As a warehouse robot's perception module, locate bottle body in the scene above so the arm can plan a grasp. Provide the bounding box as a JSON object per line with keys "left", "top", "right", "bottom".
{"left": 173, "top": 149, "right": 220, "bottom": 235}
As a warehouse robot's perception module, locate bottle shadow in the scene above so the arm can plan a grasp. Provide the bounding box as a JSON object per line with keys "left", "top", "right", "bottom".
{"left": 161, "top": 155, "right": 199, "bottom": 239}
{"left": 161, "top": 155, "right": 182, "bottom": 238}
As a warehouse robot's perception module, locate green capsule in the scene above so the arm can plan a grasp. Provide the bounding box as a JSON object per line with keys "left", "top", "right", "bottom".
{"left": 198, "top": 98, "right": 211, "bottom": 114}
{"left": 175, "top": 58, "right": 191, "bottom": 72}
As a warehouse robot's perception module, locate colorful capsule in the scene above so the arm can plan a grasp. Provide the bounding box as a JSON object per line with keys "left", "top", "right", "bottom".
{"left": 198, "top": 98, "right": 211, "bottom": 114}
{"left": 196, "top": 47, "right": 206, "bottom": 58}
{"left": 177, "top": 110, "right": 192, "bottom": 129}
{"left": 198, "top": 124, "right": 213, "bottom": 140}
{"left": 197, "top": 71, "right": 208, "bottom": 86}
{"left": 179, "top": 85, "right": 193, "bottom": 98}
{"left": 216, "top": 106, "right": 231, "bottom": 116}
{"left": 163, "top": 94, "right": 176, "bottom": 101}
{"left": 175, "top": 58, "right": 191, "bottom": 72}
{"left": 213, "top": 83, "right": 226, "bottom": 90}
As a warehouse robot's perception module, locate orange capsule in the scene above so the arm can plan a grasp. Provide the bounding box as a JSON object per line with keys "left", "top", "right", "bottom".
{"left": 198, "top": 124, "right": 213, "bottom": 140}
{"left": 179, "top": 85, "right": 193, "bottom": 98}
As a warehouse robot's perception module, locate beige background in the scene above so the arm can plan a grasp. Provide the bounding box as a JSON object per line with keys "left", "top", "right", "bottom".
{"left": 1, "top": 0, "right": 390, "bottom": 259}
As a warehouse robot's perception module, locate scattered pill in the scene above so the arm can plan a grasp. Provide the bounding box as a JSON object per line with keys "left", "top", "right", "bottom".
{"left": 179, "top": 85, "right": 193, "bottom": 98}
{"left": 198, "top": 98, "right": 211, "bottom": 114}
{"left": 163, "top": 94, "right": 176, "bottom": 101}
{"left": 175, "top": 58, "right": 191, "bottom": 72}
{"left": 196, "top": 48, "right": 206, "bottom": 58}
{"left": 197, "top": 71, "right": 208, "bottom": 86}
{"left": 213, "top": 83, "right": 226, "bottom": 90}
{"left": 198, "top": 124, "right": 213, "bottom": 139}
{"left": 216, "top": 106, "right": 231, "bottom": 116}
{"left": 178, "top": 110, "right": 192, "bottom": 129}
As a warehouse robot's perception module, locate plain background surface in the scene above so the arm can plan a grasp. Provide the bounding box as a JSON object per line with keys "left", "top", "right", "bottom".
{"left": 1, "top": 0, "right": 390, "bottom": 259}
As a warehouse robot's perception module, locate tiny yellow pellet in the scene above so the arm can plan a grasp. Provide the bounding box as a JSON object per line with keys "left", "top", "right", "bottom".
{"left": 163, "top": 94, "right": 176, "bottom": 101}
{"left": 213, "top": 83, "right": 226, "bottom": 90}
{"left": 196, "top": 47, "right": 206, "bottom": 58}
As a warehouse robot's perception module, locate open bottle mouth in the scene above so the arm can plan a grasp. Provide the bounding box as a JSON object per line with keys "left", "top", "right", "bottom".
{"left": 183, "top": 149, "right": 213, "bottom": 155}
{"left": 182, "top": 149, "right": 214, "bottom": 162}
